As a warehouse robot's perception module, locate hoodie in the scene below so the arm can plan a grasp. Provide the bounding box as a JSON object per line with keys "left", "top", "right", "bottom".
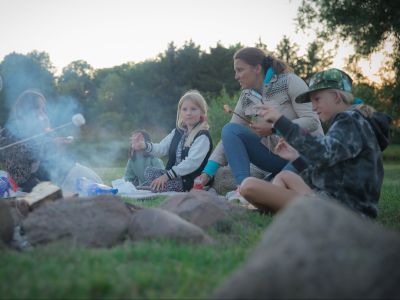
{"left": 275, "top": 108, "right": 392, "bottom": 218}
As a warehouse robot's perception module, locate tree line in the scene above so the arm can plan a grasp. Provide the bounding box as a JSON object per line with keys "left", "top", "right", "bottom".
{"left": 0, "top": 36, "right": 398, "bottom": 142}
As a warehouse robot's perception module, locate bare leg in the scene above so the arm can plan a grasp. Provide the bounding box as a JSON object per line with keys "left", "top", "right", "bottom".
{"left": 272, "top": 171, "right": 313, "bottom": 195}
{"left": 240, "top": 177, "right": 301, "bottom": 213}
{"left": 271, "top": 172, "right": 287, "bottom": 188}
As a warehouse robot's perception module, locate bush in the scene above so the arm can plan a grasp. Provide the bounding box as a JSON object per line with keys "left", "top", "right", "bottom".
{"left": 207, "top": 88, "right": 240, "bottom": 146}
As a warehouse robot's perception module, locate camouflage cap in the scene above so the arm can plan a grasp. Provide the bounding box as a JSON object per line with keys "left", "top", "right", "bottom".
{"left": 295, "top": 68, "right": 353, "bottom": 103}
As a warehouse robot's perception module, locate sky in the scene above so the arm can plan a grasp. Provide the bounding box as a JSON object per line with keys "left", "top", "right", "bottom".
{"left": 0, "top": 0, "right": 387, "bottom": 81}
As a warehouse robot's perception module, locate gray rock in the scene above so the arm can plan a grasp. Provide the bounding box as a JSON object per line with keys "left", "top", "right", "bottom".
{"left": 212, "top": 195, "right": 400, "bottom": 299}
{"left": 212, "top": 164, "right": 268, "bottom": 195}
{"left": 128, "top": 207, "right": 212, "bottom": 244}
{"left": 0, "top": 201, "right": 14, "bottom": 245}
{"left": 23, "top": 195, "right": 132, "bottom": 248}
{"left": 160, "top": 190, "right": 239, "bottom": 229}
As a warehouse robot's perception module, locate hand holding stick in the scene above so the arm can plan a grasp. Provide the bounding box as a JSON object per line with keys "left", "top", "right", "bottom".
{"left": 223, "top": 104, "right": 252, "bottom": 125}
{"left": 0, "top": 114, "right": 85, "bottom": 151}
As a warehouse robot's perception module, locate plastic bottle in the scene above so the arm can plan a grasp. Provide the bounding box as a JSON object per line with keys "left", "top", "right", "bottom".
{"left": 76, "top": 177, "right": 118, "bottom": 196}
{"left": 0, "top": 176, "right": 11, "bottom": 197}
{"left": 0, "top": 170, "right": 17, "bottom": 198}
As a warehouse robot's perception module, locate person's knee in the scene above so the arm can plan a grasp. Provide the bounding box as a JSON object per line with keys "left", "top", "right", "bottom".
{"left": 275, "top": 170, "right": 293, "bottom": 183}
{"left": 240, "top": 177, "right": 259, "bottom": 198}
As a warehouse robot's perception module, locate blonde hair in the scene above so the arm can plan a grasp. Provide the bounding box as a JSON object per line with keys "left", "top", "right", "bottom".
{"left": 176, "top": 90, "right": 209, "bottom": 147}
{"left": 326, "top": 89, "right": 354, "bottom": 105}
{"left": 337, "top": 90, "right": 354, "bottom": 105}
{"left": 329, "top": 89, "right": 377, "bottom": 117}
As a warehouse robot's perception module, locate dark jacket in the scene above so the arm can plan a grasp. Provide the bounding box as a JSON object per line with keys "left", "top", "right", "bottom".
{"left": 275, "top": 108, "right": 391, "bottom": 218}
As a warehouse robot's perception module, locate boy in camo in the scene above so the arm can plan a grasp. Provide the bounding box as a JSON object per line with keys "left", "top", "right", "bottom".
{"left": 240, "top": 68, "right": 391, "bottom": 218}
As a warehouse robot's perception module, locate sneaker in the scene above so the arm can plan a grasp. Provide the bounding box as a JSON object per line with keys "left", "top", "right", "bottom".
{"left": 225, "top": 189, "right": 247, "bottom": 204}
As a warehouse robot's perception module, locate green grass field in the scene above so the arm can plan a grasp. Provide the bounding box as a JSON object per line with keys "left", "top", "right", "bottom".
{"left": 0, "top": 159, "right": 399, "bottom": 299}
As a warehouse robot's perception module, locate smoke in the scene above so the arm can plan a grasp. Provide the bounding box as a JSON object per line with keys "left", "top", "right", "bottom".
{"left": 75, "top": 137, "right": 128, "bottom": 169}
{"left": 0, "top": 72, "right": 129, "bottom": 188}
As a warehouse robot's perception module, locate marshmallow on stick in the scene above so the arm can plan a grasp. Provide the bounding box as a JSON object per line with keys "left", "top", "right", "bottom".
{"left": 223, "top": 104, "right": 252, "bottom": 124}
{"left": 0, "top": 114, "right": 86, "bottom": 151}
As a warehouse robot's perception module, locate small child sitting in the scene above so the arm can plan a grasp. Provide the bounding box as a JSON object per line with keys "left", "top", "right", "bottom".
{"left": 124, "top": 129, "right": 164, "bottom": 186}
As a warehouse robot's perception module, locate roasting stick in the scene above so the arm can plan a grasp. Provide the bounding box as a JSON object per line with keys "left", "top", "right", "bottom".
{"left": 0, "top": 114, "right": 85, "bottom": 151}
{"left": 223, "top": 104, "right": 252, "bottom": 124}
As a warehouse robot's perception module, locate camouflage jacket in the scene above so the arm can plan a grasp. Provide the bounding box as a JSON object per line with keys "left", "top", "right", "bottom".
{"left": 275, "top": 108, "right": 389, "bottom": 218}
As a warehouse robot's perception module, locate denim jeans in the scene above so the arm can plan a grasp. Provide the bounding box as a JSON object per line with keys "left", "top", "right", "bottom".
{"left": 221, "top": 122, "right": 289, "bottom": 184}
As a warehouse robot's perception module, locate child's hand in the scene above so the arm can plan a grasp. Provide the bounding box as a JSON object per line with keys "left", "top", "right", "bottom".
{"left": 198, "top": 173, "right": 211, "bottom": 185}
{"left": 150, "top": 174, "right": 169, "bottom": 192}
{"left": 131, "top": 132, "right": 146, "bottom": 150}
{"left": 274, "top": 138, "right": 299, "bottom": 161}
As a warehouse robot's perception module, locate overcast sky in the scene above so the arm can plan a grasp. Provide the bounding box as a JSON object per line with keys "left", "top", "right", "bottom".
{"left": 0, "top": 0, "right": 386, "bottom": 81}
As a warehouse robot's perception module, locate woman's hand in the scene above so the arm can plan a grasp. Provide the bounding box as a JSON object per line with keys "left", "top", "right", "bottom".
{"left": 131, "top": 132, "right": 146, "bottom": 151}
{"left": 150, "top": 174, "right": 169, "bottom": 192}
{"left": 255, "top": 105, "right": 282, "bottom": 124}
{"left": 274, "top": 138, "right": 300, "bottom": 161}
{"left": 250, "top": 121, "right": 273, "bottom": 137}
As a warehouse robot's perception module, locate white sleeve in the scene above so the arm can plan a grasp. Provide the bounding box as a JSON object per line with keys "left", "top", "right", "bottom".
{"left": 147, "top": 129, "right": 175, "bottom": 157}
{"left": 168, "top": 135, "right": 210, "bottom": 177}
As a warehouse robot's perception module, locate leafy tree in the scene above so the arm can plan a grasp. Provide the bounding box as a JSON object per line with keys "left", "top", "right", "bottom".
{"left": 297, "top": 0, "right": 400, "bottom": 119}
{"left": 275, "top": 35, "right": 300, "bottom": 69}
{"left": 275, "top": 36, "right": 333, "bottom": 80}
{"left": 198, "top": 42, "right": 241, "bottom": 96}
{"left": 207, "top": 88, "right": 239, "bottom": 144}
{"left": 255, "top": 37, "right": 270, "bottom": 52}
{"left": 0, "top": 51, "right": 56, "bottom": 123}
{"left": 299, "top": 40, "right": 334, "bottom": 80}
{"left": 58, "top": 60, "right": 95, "bottom": 102}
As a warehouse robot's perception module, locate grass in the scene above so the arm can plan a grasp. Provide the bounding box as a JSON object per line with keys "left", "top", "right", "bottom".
{"left": 377, "top": 162, "right": 400, "bottom": 230}
{"left": 383, "top": 143, "right": 400, "bottom": 161}
{"left": 0, "top": 160, "right": 399, "bottom": 299}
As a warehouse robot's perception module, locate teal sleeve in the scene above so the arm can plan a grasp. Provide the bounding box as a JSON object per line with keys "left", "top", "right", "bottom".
{"left": 151, "top": 157, "right": 165, "bottom": 169}
{"left": 203, "top": 160, "right": 220, "bottom": 177}
{"left": 124, "top": 159, "right": 138, "bottom": 182}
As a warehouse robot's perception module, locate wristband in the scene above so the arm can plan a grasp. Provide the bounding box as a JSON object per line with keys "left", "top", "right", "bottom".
{"left": 203, "top": 160, "right": 219, "bottom": 177}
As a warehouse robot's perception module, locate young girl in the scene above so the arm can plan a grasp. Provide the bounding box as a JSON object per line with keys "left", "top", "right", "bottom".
{"left": 0, "top": 89, "right": 57, "bottom": 191}
{"left": 239, "top": 68, "right": 391, "bottom": 218}
{"left": 0, "top": 89, "right": 102, "bottom": 193}
{"left": 124, "top": 129, "right": 164, "bottom": 186}
{"left": 135, "top": 90, "right": 212, "bottom": 192}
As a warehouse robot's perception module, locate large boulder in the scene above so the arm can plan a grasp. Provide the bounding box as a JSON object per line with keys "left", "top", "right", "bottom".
{"left": 212, "top": 195, "right": 400, "bottom": 299}
{"left": 128, "top": 207, "right": 212, "bottom": 244}
{"left": 160, "top": 189, "right": 242, "bottom": 230}
{"left": 23, "top": 195, "right": 132, "bottom": 248}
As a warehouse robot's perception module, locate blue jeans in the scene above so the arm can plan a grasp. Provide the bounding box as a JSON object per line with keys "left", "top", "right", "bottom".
{"left": 221, "top": 123, "right": 289, "bottom": 184}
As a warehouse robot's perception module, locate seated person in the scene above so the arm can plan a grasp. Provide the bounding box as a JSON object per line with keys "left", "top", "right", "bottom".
{"left": 0, "top": 89, "right": 102, "bottom": 193}
{"left": 240, "top": 69, "right": 391, "bottom": 218}
{"left": 135, "top": 90, "right": 212, "bottom": 192}
{"left": 124, "top": 129, "right": 164, "bottom": 186}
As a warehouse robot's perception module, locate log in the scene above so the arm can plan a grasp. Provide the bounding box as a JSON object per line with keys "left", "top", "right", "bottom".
{"left": 17, "top": 181, "right": 63, "bottom": 210}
